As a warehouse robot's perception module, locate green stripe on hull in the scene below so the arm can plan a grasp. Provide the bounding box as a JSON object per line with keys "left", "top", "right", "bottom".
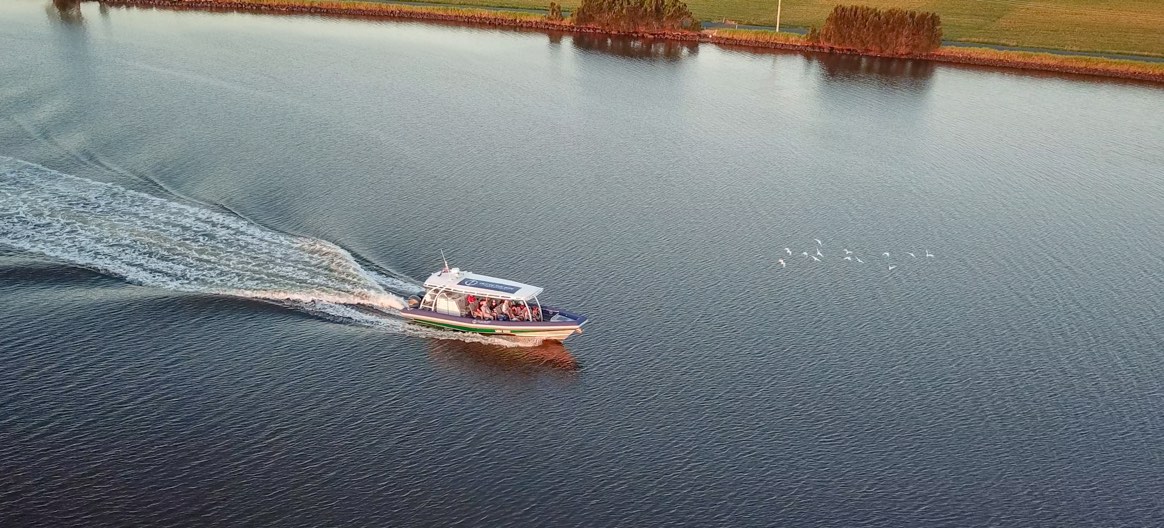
{"left": 410, "top": 318, "right": 575, "bottom": 336}
{"left": 413, "top": 319, "right": 498, "bottom": 334}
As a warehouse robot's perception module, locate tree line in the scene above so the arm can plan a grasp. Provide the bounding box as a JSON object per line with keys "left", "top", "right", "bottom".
{"left": 570, "top": 0, "right": 700, "bottom": 32}
{"left": 808, "top": 5, "right": 942, "bottom": 55}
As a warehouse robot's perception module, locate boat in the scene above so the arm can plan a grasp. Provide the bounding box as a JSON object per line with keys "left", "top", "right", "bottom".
{"left": 399, "top": 265, "right": 588, "bottom": 341}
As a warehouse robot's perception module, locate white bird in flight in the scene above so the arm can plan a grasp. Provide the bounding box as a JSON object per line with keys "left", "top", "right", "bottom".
{"left": 815, "top": 249, "right": 823, "bottom": 257}
{"left": 777, "top": 258, "right": 785, "bottom": 268}
{"left": 907, "top": 252, "right": 916, "bottom": 258}
{"left": 843, "top": 256, "right": 852, "bottom": 261}
{"left": 843, "top": 249, "right": 852, "bottom": 255}
{"left": 855, "top": 257, "right": 863, "bottom": 263}
{"left": 801, "top": 251, "right": 809, "bottom": 258}
{"left": 925, "top": 250, "right": 934, "bottom": 258}
{"left": 888, "top": 265, "right": 896, "bottom": 271}
{"left": 814, "top": 238, "right": 822, "bottom": 246}
{"left": 812, "top": 256, "right": 820, "bottom": 262}
{"left": 784, "top": 248, "right": 792, "bottom": 255}
{"left": 883, "top": 252, "right": 890, "bottom": 258}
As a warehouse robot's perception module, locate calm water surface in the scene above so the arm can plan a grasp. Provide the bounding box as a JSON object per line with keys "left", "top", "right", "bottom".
{"left": 2, "top": 1, "right": 1163, "bottom": 525}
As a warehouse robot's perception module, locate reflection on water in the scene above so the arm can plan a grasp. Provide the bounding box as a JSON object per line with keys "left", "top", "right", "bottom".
{"left": 571, "top": 34, "right": 697, "bottom": 61}
{"left": 808, "top": 52, "right": 935, "bottom": 85}
{"left": 427, "top": 339, "right": 581, "bottom": 376}
{"left": 47, "top": 0, "right": 83, "bottom": 25}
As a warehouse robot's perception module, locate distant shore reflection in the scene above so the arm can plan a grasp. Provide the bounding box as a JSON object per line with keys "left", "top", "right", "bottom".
{"left": 809, "top": 52, "right": 935, "bottom": 84}
{"left": 48, "top": 0, "right": 84, "bottom": 25}
{"left": 568, "top": 33, "right": 697, "bottom": 61}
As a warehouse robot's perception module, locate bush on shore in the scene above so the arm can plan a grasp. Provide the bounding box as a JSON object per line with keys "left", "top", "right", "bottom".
{"left": 810, "top": 5, "right": 942, "bottom": 55}
{"left": 546, "top": 2, "right": 564, "bottom": 21}
{"left": 572, "top": 0, "right": 700, "bottom": 32}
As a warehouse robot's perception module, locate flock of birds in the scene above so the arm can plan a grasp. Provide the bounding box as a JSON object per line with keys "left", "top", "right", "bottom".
{"left": 776, "top": 239, "right": 933, "bottom": 271}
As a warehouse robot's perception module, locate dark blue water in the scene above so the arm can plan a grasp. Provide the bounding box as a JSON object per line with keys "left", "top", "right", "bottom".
{"left": 2, "top": 1, "right": 1163, "bottom": 525}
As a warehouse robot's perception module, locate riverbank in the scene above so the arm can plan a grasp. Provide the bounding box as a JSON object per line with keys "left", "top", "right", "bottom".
{"left": 353, "top": 0, "right": 1164, "bottom": 58}
{"left": 93, "top": 0, "right": 1164, "bottom": 83}
{"left": 711, "top": 29, "right": 1164, "bottom": 83}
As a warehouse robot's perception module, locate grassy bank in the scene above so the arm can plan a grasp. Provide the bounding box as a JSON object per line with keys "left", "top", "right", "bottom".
{"left": 96, "top": 0, "right": 1164, "bottom": 83}
{"left": 382, "top": 0, "right": 1164, "bottom": 57}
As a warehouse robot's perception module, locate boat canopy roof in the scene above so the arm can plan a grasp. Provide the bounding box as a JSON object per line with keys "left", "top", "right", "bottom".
{"left": 423, "top": 268, "right": 544, "bottom": 301}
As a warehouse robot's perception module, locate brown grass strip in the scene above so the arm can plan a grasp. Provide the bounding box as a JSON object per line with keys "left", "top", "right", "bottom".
{"left": 931, "top": 47, "right": 1164, "bottom": 83}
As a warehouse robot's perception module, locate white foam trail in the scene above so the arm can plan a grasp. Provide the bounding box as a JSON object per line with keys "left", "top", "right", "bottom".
{"left": 365, "top": 269, "right": 424, "bottom": 296}
{"left": 0, "top": 156, "right": 521, "bottom": 347}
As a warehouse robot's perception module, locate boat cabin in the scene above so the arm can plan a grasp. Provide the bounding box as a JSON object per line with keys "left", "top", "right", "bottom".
{"left": 416, "top": 268, "right": 545, "bottom": 321}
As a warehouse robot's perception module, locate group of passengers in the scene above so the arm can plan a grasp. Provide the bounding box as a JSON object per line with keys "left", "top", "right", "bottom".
{"left": 466, "top": 294, "right": 540, "bottom": 322}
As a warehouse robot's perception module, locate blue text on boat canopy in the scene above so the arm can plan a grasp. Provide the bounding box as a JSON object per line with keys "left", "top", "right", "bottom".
{"left": 459, "top": 278, "right": 522, "bottom": 294}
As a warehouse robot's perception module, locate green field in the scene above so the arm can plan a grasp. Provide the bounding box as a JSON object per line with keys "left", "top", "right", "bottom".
{"left": 385, "top": 0, "right": 1164, "bottom": 57}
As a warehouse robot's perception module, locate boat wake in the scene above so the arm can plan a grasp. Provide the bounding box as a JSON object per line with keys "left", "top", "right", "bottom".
{"left": 0, "top": 156, "right": 527, "bottom": 347}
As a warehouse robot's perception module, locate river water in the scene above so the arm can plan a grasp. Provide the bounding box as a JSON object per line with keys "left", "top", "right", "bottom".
{"left": 2, "top": 1, "right": 1163, "bottom": 525}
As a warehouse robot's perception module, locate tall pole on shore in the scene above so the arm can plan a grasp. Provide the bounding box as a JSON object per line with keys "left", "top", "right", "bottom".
{"left": 776, "top": 0, "right": 782, "bottom": 32}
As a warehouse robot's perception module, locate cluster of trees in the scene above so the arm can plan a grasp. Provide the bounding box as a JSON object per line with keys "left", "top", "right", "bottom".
{"left": 808, "top": 5, "right": 942, "bottom": 55}
{"left": 571, "top": 0, "right": 700, "bottom": 32}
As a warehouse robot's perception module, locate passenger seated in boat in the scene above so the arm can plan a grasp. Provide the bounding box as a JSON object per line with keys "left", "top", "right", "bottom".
{"left": 494, "top": 300, "right": 511, "bottom": 321}
{"left": 474, "top": 300, "right": 493, "bottom": 320}
{"left": 462, "top": 294, "right": 476, "bottom": 317}
{"left": 509, "top": 303, "right": 525, "bottom": 321}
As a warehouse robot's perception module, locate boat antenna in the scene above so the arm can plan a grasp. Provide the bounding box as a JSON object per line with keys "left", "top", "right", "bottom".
{"left": 440, "top": 250, "right": 450, "bottom": 272}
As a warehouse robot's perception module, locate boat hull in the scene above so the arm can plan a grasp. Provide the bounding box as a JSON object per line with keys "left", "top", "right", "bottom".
{"left": 398, "top": 307, "right": 586, "bottom": 341}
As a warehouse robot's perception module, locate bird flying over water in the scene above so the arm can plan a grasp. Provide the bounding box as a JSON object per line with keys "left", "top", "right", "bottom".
{"left": 784, "top": 248, "right": 792, "bottom": 255}
{"left": 844, "top": 249, "right": 852, "bottom": 255}
{"left": 815, "top": 249, "right": 823, "bottom": 257}
{"left": 926, "top": 250, "right": 934, "bottom": 258}
{"left": 844, "top": 256, "right": 852, "bottom": 261}
{"left": 888, "top": 265, "right": 896, "bottom": 271}
{"left": 855, "top": 257, "right": 863, "bottom": 263}
{"left": 883, "top": 252, "right": 890, "bottom": 258}
{"left": 801, "top": 251, "right": 809, "bottom": 258}
{"left": 777, "top": 258, "right": 785, "bottom": 268}
{"left": 812, "top": 256, "right": 820, "bottom": 262}
{"left": 907, "top": 252, "right": 916, "bottom": 258}
{"left": 814, "top": 239, "right": 822, "bottom": 246}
